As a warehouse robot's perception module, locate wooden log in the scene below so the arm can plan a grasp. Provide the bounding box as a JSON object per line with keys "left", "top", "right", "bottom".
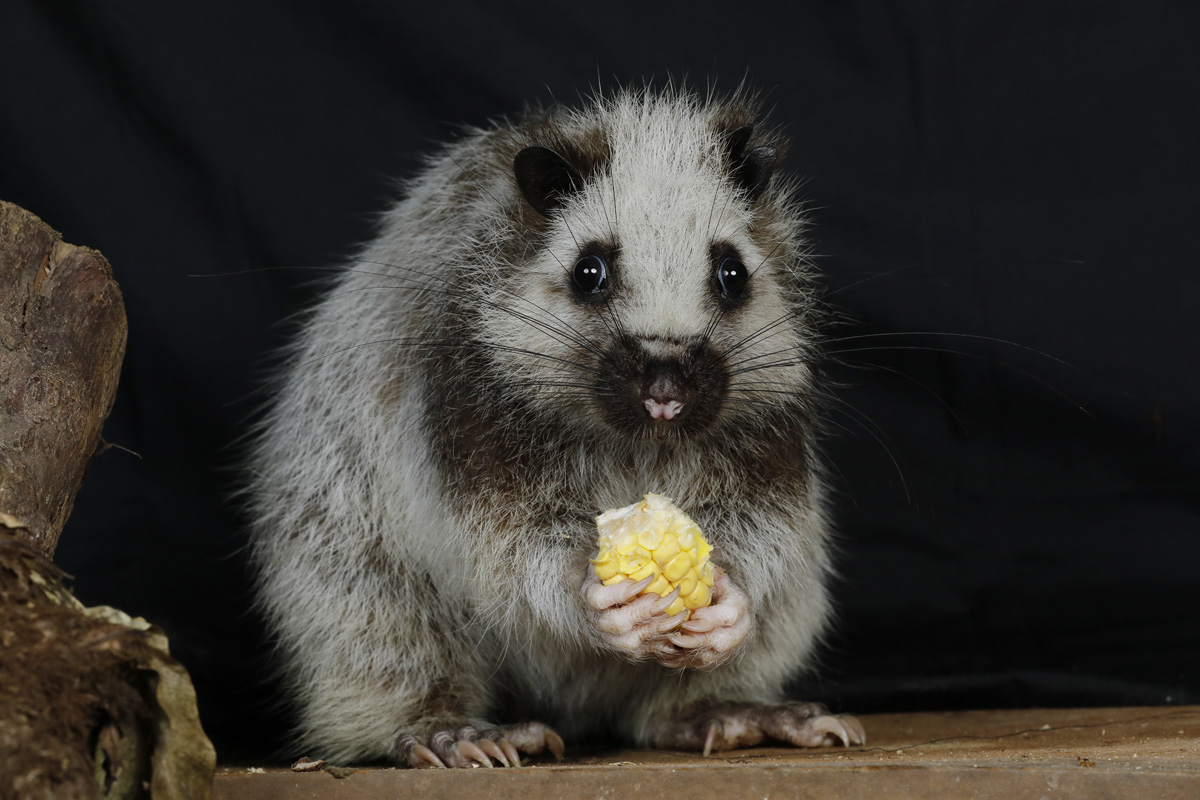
{"left": 0, "top": 201, "right": 215, "bottom": 798}
{"left": 0, "top": 531, "right": 217, "bottom": 800}
{"left": 0, "top": 200, "right": 127, "bottom": 557}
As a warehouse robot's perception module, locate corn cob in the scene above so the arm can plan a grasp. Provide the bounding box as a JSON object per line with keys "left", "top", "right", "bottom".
{"left": 591, "top": 493, "right": 715, "bottom": 619}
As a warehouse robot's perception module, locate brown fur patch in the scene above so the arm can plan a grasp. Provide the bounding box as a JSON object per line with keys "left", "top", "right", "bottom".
{"left": 418, "top": 680, "right": 470, "bottom": 719}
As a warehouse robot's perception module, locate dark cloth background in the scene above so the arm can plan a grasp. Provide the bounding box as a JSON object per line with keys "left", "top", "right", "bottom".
{"left": 2, "top": 1, "right": 1197, "bottom": 761}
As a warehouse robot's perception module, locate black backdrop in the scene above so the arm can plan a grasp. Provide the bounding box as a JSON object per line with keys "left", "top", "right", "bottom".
{"left": 2, "top": 1, "right": 1197, "bottom": 761}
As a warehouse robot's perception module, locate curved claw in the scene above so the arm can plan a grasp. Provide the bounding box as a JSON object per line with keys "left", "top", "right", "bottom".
{"left": 816, "top": 716, "right": 851, "bottom": 747}
{"left": 399, "top": 721, "right": 565, "bottom": 769}
{"left": 475, "top": 737, "right": 509, "bottom": 767}
{"left": 545, "top": 728, "right": 566, "bottom": 761}
{"left": 679, "top": 616, "right": 715, "bottom": 633}
{"left": 790, "top": 714, "right": 865, "bottom": 748}
{"left": 656, "top": 610, "right": 689, "bottom": 634}
{"left": 498, "top": 737, "right": 522, "bottom": 767}
{"left": 651, "top": 588, "right": 681, "bottom": 614}
{"left": 646, "top": 638, "right": 681, "bottom": 660}
{"left": 702, "top": 719, "right": 722, "bottom": 757}
{"left": 585, "top": 575, "right": 655, "bottom": 610}
{"left": 840, "top": 714, "right": 867, "bottom": 746}
{"left": 667, "top": 633, "right": 704, "bottom": 650}
{"left": 480, "top": 729, "right": 523, "bottom": 767}
{"left": 501, "top": 721, "right": 566, "bottom": 761}
{"left": 407, "top": 743, "right": 446, "bottom": 769}
{"left": 650, "top": 702, "right": 867, "bottom": 756}
{"left": 454, "top": 739, "right": 494, "bottom": 767}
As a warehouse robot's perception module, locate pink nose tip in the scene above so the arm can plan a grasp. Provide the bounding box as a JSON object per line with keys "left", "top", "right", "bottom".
{"left": 645, "top": 398, "right": 685, "bottom": 421}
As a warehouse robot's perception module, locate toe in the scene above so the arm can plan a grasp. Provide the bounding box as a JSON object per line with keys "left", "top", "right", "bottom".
{"left": 656, "top": 610, "right": 689, "bottom": 634}
{"left": 810, "top": 715, "right": 852, "bottom": 747}
{"left": 841, "top": 714, "right": 867, "bottom": 746}
{"left": 775, "top": 713, "right": 860, "bottom": 748}
{"left": 584, "top": 575, "right": 654, "bottom": 611}
{"left": 702, "top": 719, "right": 723, "bottom": 757}
{"left": 595, "top": 592, "right": 661, "bottom": 635}
{"left": 667, "top": 633, "right": 704, "bottom": 649}
{"left": 478, "top": 729, "right": 523, "bottom": 767}
{"left": 498, "top": 737, "right": 522, "bottom": 767}
{"left": 454, "top": 739, "right": 494, "bottom": 767}
{"left": 398, "top": 735, "right": 446, "bottom": 769}
{"left": 502, "top": 721, "right": 565, "bottom": 761}
{"left": 679, "top": 616, "right": 715, "bottom": 633}
{"left": 545, "top": 728, "right": 566, "bottom": 760}
{"left": 475, "top": 736, "right": 510, "bottom": 767}
{"left": 427, "top": 728, "right": 498, "bottom": 768}
{"left": 651, "top": 588, "right": 681, "bottom": 614}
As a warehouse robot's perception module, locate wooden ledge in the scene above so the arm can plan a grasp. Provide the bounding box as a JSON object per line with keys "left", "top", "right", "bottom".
{"left": 214, "top": 705, "right": 1200, "bottom": 799}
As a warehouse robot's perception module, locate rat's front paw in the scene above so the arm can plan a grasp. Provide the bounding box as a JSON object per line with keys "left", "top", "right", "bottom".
{"left": 656, "top": 568, "right": 751, "bottom": 670}
{"left": 583, "top": 573, "right": 690, "bottom": 662}
{"left": 583, "top": 567, "right": 751, "bottom": 669}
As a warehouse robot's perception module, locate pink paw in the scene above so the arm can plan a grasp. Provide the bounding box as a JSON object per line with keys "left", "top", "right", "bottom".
{"left": 583, "top": 573, "right": 690, "bottom": 663}
{"left": 583, "top": 567, "right": 751, "bottom": 669}
{"left": 658, "top": 568, "right": 751, "bottom": 670}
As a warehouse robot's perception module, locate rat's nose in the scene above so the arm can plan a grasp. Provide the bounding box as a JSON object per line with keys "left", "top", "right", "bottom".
{"left": 642, "top": 370, "right": 688, "bottom": 421}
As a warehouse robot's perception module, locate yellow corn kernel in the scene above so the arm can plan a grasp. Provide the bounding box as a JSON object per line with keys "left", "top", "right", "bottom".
{"left": 590, "top": 493, "right": 715, "bottom": 620}
{"left": 593, "top": 559, "right": 620, "bottom": 581}
{"left": 683, "top": 579, "right": 712, "bottom": 610}
{"left": 650, "top": 537, "right": 681, "bottom": 567}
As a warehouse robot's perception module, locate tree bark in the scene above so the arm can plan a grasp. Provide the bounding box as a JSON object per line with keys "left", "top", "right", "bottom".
{"left": 0, "top": 200, "right": 127, "bottom": 557}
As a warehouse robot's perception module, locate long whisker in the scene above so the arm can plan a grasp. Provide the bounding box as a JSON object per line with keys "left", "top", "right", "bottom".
{"left": 826, "top": 344, "right": 1092, "bottom": 415}
{"left": 727, "top": 359, "right": 805, "bottom": 377}
{"left": 476, "top": 343, "right": 591, "bottom": 374}
{"left": 533, "top": 228, "right": 624, "bottom": 348}
{"left": 717, "top": 307, "right": 803, "bottom": 361}
{"left": 819, "top": 263, "right": 931, "bottom": 300}
{"left": 831, "top": 361, "right": 968, "bottom": 434}
{"left": 492, "top": 284, "right": 609, "bottom": 359}
{"left": 717, "top": 400, "right": 909, "bottom": 504}
{"left": 703, "top": 179, "right": 722, "bottom": 242}
{"left": 523, "top": 381, "right": 607, "bottom": 391}
{"left": 747, "top": 235, "right": 787, "bottom": 278}
{"left": 325, "top": 258, "right": 605, "bottom": 360}
{"left": 825, "top": 330, "right": 1080, "bottom": 372}
{"left": 721, "top": 321, "right": 810, "bottom": 366}
{"left": 823, "top": 401, "right": 910, "bottom": 503}
{"left": 707, "top": 186, "right": 735, "bottom": 243}
{"left": 724, "top": 383, "right": 910, "bottom": 501}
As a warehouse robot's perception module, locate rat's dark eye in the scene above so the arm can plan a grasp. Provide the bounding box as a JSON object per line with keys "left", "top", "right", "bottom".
{"left": 716, "top": 256, "right": 748, "bottom": 297}
{"left": 573, "top": 254, "right": 608, "bottom": 294}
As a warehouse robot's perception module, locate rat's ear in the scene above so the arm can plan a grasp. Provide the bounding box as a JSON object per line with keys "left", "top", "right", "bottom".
{"left": 726, "top": 124, "right": 778, "bottom": 203}
{"left": 514, "top": 146, "right": 584, "bottom": 218}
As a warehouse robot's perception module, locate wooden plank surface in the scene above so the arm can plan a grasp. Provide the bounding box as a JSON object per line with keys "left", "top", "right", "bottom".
{"left": 214, "top": 705, "right": 1200, "bottom": 799}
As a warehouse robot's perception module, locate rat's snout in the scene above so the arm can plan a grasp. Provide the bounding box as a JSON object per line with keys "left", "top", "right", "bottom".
{"left": 597, "top": 336, "right": 728, "bottom": 437}
{"left": 642, "top": 366, "right": 689, "bottom": 421}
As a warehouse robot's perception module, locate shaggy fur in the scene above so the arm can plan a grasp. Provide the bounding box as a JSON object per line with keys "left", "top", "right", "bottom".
{"left": 247, "top": 88, "right": 841, "bottom": 763}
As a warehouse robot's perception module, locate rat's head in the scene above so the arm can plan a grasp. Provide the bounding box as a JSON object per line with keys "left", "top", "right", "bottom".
{"left": 477, "top": 91, "right": 820, "bottom": 443}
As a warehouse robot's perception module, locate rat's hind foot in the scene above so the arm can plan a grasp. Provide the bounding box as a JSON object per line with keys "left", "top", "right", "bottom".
{"left": 650, "top": 701, "right": 866, "bottom": 756}
{"left": 397, "top": 721, "right": 565, "bottom": 768}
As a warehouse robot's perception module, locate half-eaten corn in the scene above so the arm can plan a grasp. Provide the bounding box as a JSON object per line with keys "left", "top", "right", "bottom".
{"left": 591, "top": 493, "right": 715, "bottom": 619}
